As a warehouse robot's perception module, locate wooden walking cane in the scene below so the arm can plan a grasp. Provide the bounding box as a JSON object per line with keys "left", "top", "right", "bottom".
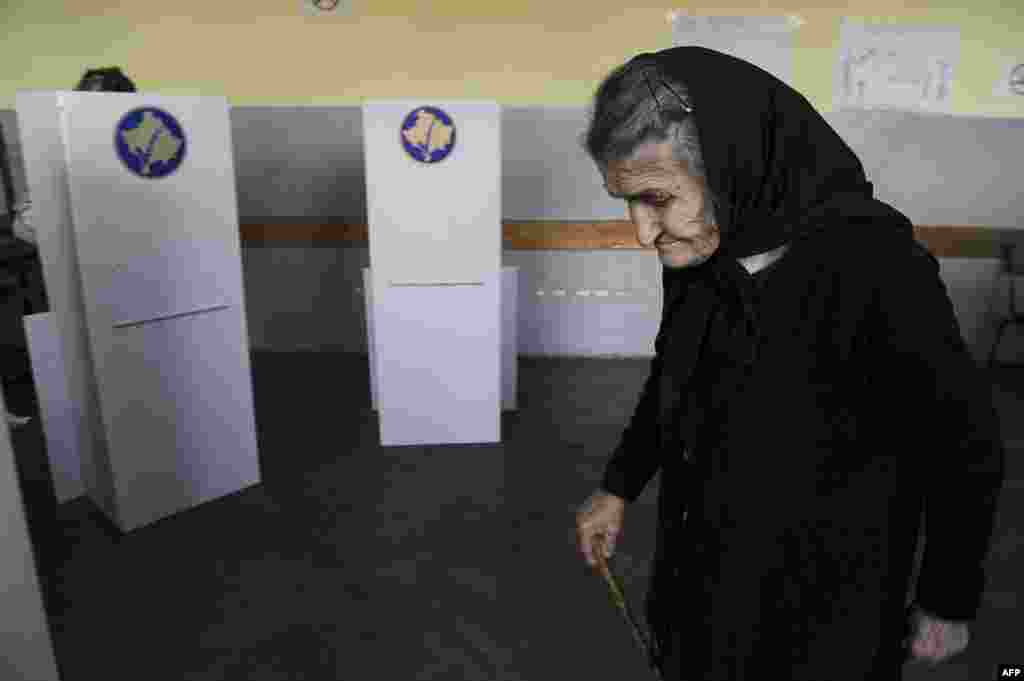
{"left": 593, "top": 535, "right": 664, "bottom": 681}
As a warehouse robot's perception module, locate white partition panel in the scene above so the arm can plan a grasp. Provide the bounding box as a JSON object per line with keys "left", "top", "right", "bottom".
{"left": 24, "top": 311, "right": 83, "bottom": 503}
{"left": 16, "top": 91, "right": 114, "bottom": 520}
{"left": 16, "top": 91, "right": 260, "bottom": 532}
{"left": 371, "top": 270, "right": 501, "bottom": 446}
{"left": 363, "top": 100, "right": 504, "bottom": 446}
{"left": 366, "top": 266, "right": 518, "bottom": 414}
{"left": 362, "top": 100, "right": 501, "bottom": 287}
{"left": 0, "top": 390, "right": 60, "bottom": 681}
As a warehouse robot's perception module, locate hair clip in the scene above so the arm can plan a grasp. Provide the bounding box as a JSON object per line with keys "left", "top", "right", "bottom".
{"left": 661, "top": 79, "right": 693, "bottom": 114}
{"left": 642, "top": 69, "right": 694, "bottom": 115}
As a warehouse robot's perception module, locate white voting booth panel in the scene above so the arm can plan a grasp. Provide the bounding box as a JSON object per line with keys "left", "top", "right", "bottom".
{"left": 15, "top": 91, "right": 260, "bottom": 532}
{"left": 364, "top": 266, "right": 518, "bottom": 416}
{"left": 23, "top": 311, "right": 83, "bottom": 504}
{"left": 363, "top": 100, "right": 501, "bottom": 286}
{"left": 363, "top": 100, "right": 503, "bottom": 446}
{"left": 0, "top": 388, "right": 61, "bottom": 681}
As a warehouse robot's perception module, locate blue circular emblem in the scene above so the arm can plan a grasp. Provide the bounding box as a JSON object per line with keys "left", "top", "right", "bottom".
{"left": 400, "top": 106, "right": 456, "bottom": 164}
{"left": 114, "top": 107, "right": 187, "bottom": 179}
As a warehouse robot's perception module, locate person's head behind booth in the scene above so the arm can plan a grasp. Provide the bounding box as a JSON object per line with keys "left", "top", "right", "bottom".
{"left": 75, "top": 67, "right": 136, "bottom": 92}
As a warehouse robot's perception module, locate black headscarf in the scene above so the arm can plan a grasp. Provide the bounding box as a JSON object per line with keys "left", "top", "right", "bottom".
{"left": 642, "top": 46, "right": 916, "bottom": 459}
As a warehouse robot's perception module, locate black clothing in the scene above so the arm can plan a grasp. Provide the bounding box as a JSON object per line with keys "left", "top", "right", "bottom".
{"left": 598, "top": 47, "right": 1004, "bottom": 680}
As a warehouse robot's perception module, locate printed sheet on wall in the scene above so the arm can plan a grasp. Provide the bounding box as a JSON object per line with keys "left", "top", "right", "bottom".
{"left": 833, "top": 19, "right": 961, "bottom": 114}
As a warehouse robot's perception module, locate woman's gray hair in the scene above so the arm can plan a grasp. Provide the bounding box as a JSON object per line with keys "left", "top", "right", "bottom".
{"left": 579, "top": 54, "right": 719, "bottom": 227}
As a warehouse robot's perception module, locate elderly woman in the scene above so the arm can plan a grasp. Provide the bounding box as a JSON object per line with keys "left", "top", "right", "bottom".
{"left": 574, "top": 47, "right": 1004, "bottom": 680}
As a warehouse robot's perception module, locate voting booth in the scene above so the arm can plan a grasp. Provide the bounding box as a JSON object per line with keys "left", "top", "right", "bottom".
{"left": 15, "top": 91, "right": 260, "bottom": 532}
{"left": 362, "top": 101, "right": 516, "bottom": 446}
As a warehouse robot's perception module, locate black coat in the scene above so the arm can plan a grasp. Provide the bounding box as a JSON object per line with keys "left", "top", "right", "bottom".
{"left": 600, "top": 227, "right": 1005, "bottom": 680}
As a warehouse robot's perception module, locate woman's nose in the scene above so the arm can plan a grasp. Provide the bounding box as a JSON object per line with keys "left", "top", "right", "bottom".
{"left": 635, "top": 222, "right": 662, "bottom": 249}
{"left": 629, "top": 204, "right": 665, "bottom": 248}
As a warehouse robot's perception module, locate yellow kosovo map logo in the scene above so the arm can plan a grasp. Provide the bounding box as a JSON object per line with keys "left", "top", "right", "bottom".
{"left": 400, "top": 106, "right": 456, "bottom": 164}
{"left": 115, "top": 107, "right": 187, "bottom": 179}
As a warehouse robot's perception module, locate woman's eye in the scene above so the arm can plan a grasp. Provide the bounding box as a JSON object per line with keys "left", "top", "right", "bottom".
{"left": 628, "top": 196, "right": 670, "bottom": 209}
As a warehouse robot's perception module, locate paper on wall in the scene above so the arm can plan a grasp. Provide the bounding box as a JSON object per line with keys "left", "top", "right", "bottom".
{"left": 992, "top": 56, "right": 1024, "bottom": 97}
{"left": 670, "top": 13, "right": 803, "bottom": 89}
{"left": 834, "top": 19, "right": 960, "bottom": 113}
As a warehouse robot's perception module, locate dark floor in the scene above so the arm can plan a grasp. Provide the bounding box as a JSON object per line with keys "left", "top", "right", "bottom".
{"left": 4, "top": 353, "right": 1022, "bottom": 681}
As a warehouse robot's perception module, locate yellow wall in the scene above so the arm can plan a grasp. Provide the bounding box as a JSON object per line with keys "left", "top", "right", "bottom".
{"left": 1, "top": 1, "right": 1022, "bottom": 116}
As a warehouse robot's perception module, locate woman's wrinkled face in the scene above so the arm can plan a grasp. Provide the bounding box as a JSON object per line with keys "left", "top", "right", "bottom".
{"left": 602, "top": 140, "right": 720, "bottom": 269}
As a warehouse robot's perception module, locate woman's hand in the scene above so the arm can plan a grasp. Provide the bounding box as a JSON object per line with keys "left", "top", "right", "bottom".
{"left": 575, "top": 489, "right": 626, "bottom": 574}
{"left": 906, "top": 607, "right": 969, "bottom": 665}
